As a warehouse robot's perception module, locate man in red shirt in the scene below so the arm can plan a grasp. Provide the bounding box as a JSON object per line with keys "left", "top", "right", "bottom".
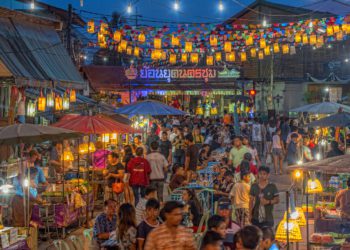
{"left": 127, "top": 147, "right": 152, "bottom": 205}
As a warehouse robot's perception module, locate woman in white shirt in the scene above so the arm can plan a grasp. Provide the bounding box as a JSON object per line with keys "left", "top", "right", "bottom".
{"left": 270, "top": 128, "right": 285, "bottom": 175}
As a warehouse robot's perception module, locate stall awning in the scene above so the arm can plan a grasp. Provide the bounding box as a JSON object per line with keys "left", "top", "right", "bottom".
{"left": 0, "top": 9, "right": 85, "bottom": 89}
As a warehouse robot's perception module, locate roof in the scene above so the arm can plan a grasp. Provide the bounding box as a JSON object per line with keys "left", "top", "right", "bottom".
{"left": 225, "top": 0, "right": 334, "bottom": 24}
{"left": 0, "top": 7, "right": 86, "bottom": 89}
{"left": 302, "top": 0, "right": 350, "bottom": 16}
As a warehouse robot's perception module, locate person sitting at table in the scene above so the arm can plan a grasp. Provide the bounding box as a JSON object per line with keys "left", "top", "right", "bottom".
{"left": 93, "top": 199, "right": 117, "bottom": 247}
{"left": 335, "top": 177, "right": 350, "bottom": 219}
{"left": 169, "top": 164, "right": 187, "bottom": 191}
{"left": 182, "top": 188, "right": 202, "bottom": 228}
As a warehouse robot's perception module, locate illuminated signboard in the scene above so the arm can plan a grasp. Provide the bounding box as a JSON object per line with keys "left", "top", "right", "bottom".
{"left": 128, "top": 66, "right": 240, "bottom": 83}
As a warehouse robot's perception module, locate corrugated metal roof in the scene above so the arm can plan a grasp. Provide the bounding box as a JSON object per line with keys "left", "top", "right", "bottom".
{"left": 0, "top": 10, "right": 85, "bottom": 89}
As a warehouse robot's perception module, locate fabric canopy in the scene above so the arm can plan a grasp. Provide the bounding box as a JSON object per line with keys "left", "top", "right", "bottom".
{"left": 115, "top": 100, "right": 187, "bottom": 116}
{"left": 0, "top": 12, "right": 85, "bottom": 89}
{"left": 290, "top": 102, "right": 350, "bottom": 114}
{"left": 52, "top": 114, "right": 138, "bottom": 134}
{"left": 0, "top": 123, "right": 81, "bottom": 145}
{"left": 307, "top": 112, "right": 350, "bottom": 127}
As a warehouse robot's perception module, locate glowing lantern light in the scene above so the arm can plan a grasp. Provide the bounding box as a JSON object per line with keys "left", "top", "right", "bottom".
{"left": 275, "top": 219, "right": 302, "bottom": 242}
{"left": 317, "top": 36, "right": 324, "bottom": 45}
{"left": 27, "top": 100, "right": 36, "bottom": 117}
{"left": 258, "top": 51, "right": 264, "bottom": 60}
{"left": 294, "top": 170, "right": 302, "bottom": 179}
{"left": 327, "top": 25, "right": 334, "bottom": 36}
{"left": 250, "top": 48, "right": 257, "bottom": 57}
{"left": 273, "top": 43, "right": 280, "bottom": 53}
{"left": 126, "top": 46, "right": 132, "bottom": 55}
{"left": 120, "top": 40, "right": 128, "bottom": 51}
{"left": 185, "top": 42, "right": 192, "bottom": 52}
{"left": 138, "top": 33, "right": 146, "bottom": 43}
{"left": 191, "top": 53, "right": 199, "bottom": 64}
{"left": 62, "top": 150, "right": 74, "bottom": 161}
{"left": 55, "top": 95, "right": 63, "bottom": 111}
{"left": 342, "top": 24, "right": 350, "bottom": 34}
{"left": 171, "top": 35, "right": 180, "bottom": 46}
{"left": 206, "top": 55, "right": 214, "bottom": 65}
{"left": 246, "top": 35, "right": 253, "bottom": 46}
{"left": 154, "top": 38, "right": 162, "bottom": 49}
{"left": 224, "top": 41, "right": 232, "bottom": 52}
{"left": 69, "top": 89, "right": 76, "bottom": 103}
{"left": 151, "top": 50, "right": 161, "bottom": 61}
{"left": 240, "top": 52, "right": 247, "bottom": 62}
{"left": 215, "top": 52, "right": 222, "bottom": 62}
{"left": 295, "top": 33, "right": 301, "bottom": 43}
{"left": 333, "top": 25, "right": 340, "bottom": 33}
{"left": 79, "top": 142, "right": 96, "bottom": 154}
{"left": 134, "top": 47, "right": 140, "bottom": 57}
{"left": 283, "top": 207, "right": 306, "bottom": 227}
{"left": 87, "top": 20, "right": 94, "bottom": 33}
{"left": 226, "top": 52, "right": 235, "bottom": 62}
{"left": 260, "top": 38, "right": 266, "bottom": 49}
{"left": 290, "top": 45, "right": 296, "bottom": 55}
{"left": 111, "top": 133, "right": 117, "bottom": 140}
{"left": 264, "top": 46, "right": 271, "bottom": 56}
{"left": 282, "top": 44, "right": 289, "bottom": 54}
{"left": 310, "top": 34, "right": 317, "bottom": 45}
{"left": 46, "top": 91, "right": 54, "bottom": 107}
{"left": 161, "top": 51, "right": 167, "bottom": 60}
{"left": 181, "top": 53, "right": 187, "bottom": 63}
{"left": 100, "top": 22, "right": 108, "bottom": 35}
{"left": 302, "top": 34, "right": 308, "bottom": 44}
{"left": 102, "top": 134, "right": 110, "bottom": 143}
{"left": 169, "top": 54, "right": 177, "bottom": 64}
{"left": 37, "top": 92, "right": 46, "bottom": 112}
{"left": 337, "top": 31, "right": 343, "bottom": 41}
{"left": 306, "top": 178, "right": 323, "bottom": 194}
{"left": 117, "top": 45, "right": 123, "bottom": 53}
{"left": 62, "top": 94, "right": 69, "bottom": 110}
{"left": 210, "top": 35, "right": 218, "bottom": 46}
{"left": 113, "top": 30, "right": 122, "bottom": 42}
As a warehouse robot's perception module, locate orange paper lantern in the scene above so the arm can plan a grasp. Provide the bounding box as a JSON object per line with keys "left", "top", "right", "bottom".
{"left": 171, "top": 36, "right": 180, "bottom": 46}
{"left": 337, "top": 31, "right": 343, "bottom": 41}
{"left": 273, "top": 43, "right": 280, "bottom": 53}
{"left": 302, "top": 34, "right": 308, "bottom": 44}
{"left": 282, "top": 44, "right": 289, "bottom": 54}
{"left": 250, "top": 48, "right": 257, "bottom": 57}
{"left": 215, "top": 52, "right": 222, "bottom": 62}
{"left": 37, "top": 94, "right": 46, "bottom": 112}
{"left": 264, "top": 46, "right": 271, "bottom": 56}
{"left": 295, "top": 33, "right": 301, "bottom": 43}
{"left": 55, "top": 95, "right": 63, "bottom": 111}
{"left": 240, "top": 52, "right": 247, "bottom": 62}
{"left": 69, "top": 89, "right": 76, "bottom": 103}
{"left": 126, "top": 46, "right": 132, "bottom": 55}
{"left": 327, "top": 25, "right": 334, "bottom": 36}
{"left": 246, "top": 35, "right": 253, "bottom": 46}
{"left": 310, "top": 34, "right": 317, "bottom": 45}
{"left": 113, "top": 30, "right": 122, "bottom": 42}
{"left": 138, "top": 33, "right": 146, "bottom": 43}
{"left": 191, "top": 53, "right": 199, "bottom": 64}
{"left": 181, "top": 54, "right": 188, "bottom": 63}
{"left": 226, "top": 52, "right": 235, "bottom": 62}
{"left": 260, "top": 38, "right": 266, "bottom": 49}
{"left": 258, "top": 51, "right": 264, "bottom": 60}
{"left": 169, "top": 54, "right": 177, "bottom": 64}
{"left": 134, "top": 47, "right": 140, "bottom": 57}
{"left": 185, "top": 42, "right": 192, "bottom": 52}
{"left": 210, "top": 35, "right": 218, "bottom": 46}
{"left": 224, "top": 41, "right": 232, "bottom": 52}
{"left": 120, "top": 40, "right": 128, "bottom": 51}
{"left": 154, "top": 38, "right": 162, "bottom": 49}
{"left": 206, "top": 55, "right": 214, "bottom": 65}
{"left": 87, "top": 20, "right": 95, "bottom": 34}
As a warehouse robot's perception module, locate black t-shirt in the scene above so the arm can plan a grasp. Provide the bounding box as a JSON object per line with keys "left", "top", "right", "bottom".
{"left": 107, "top": 162, "right": 124, "bottom": 187}
{"left": 159, "top": 140, "right": 172, "bottom": 159}
{"left": 123, "top": 154, "right": 134, "bottom": 172}
{"left": 136, "top": 220, "right": 159, "bottom": 249}
{"left": 186, "top": 144, "right": 199, "bottom": 171}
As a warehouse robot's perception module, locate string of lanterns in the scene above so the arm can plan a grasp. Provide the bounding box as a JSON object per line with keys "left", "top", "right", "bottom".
{"left": 87, "top": 15, "right": 350, "bottom": 64}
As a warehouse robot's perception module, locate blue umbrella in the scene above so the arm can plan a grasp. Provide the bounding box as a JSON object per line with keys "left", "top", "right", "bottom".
{"left": 115, "top": 100, "right": 187, "bottom": 116}
{"left": 307, "top": 112, "right": 350, "bottom": 127}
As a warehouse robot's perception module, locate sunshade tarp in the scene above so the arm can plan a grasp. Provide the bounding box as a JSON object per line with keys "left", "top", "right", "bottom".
{"left": 288, "top": 154, "right": 350, "bottom": 174}
{"left": 0, "top": 124, "right": 81, "bottom": 145}
{"left": 290, "top": 102, "right": 350, "bottom": 114}
{"left": 115, "top": 100, "right": 187, "bottom": 116}
{"left": 0, "top": 17, "right": 85, "bottom": 89}
{"left": 307, "top": 112, "right": 350, "bottom": 127}
{"left": 52, "top": 114, "right": 139, "bottom": 134}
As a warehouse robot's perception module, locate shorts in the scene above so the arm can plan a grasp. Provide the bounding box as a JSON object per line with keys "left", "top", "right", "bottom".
{"left": 272, "top": 148, "right": 283, "bottom": 157}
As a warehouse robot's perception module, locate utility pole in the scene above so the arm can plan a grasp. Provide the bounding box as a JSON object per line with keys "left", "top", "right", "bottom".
{"left": 268, "top": 51, "right": 274, "bottom": 113}
{"left": 67, "top": 4, "right": 72, "bottom": 57}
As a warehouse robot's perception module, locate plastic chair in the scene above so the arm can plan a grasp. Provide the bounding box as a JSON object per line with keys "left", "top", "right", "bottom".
{"left": 53, "top": 240, "right": 71, "bottom": 250}
{"left": 83, "top": 228, "right": 93, "bottom": 241}
{"left": 69, "top": 235, "right": 84, "bottom": 250}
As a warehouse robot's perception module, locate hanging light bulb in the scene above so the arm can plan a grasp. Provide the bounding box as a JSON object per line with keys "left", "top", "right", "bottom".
{"left": 218, "top": 0, "right": 224, "bottom": 11}
{"left": 262, "top": 17, "right": 267, "bottom": 27}
{"left": 30, "top": 0, "right": 35, "bottom": 9}
{"left": 127, "top": 3, "right": 132, "bottom": 14}
{"left": 174, "top": 0, "right": 179, "bottom": 11}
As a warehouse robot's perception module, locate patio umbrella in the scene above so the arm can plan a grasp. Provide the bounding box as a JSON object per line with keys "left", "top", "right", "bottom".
{"left": 290, "top": 102, "right": 350, "bottom": 114}
{"left": 0, "top": 123, "right": 82, "bottom": 145}
{"left": 307, "top": 112, "right": 350, "bottom": 127}
{"left": 115, "top": 100, "right": 187, "bottom": 116}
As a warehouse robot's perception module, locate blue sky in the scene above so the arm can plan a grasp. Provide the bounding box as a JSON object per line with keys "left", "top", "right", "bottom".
{"left": 2, "top": 0, "right": 321, "bottom": 24}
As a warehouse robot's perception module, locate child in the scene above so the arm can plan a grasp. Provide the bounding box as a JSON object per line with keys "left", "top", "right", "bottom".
{"left": 135, "top": 186, "right": 157, "bottom": 225}
{"left": 260, "top": 227, "right": 277, "bottom": 250}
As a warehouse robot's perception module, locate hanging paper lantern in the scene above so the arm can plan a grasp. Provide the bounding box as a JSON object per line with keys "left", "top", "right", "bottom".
{"left": 87, "top": 20, "right": 94, "bottom": 34}
{"left": 317, "top": 35, "right": 324, "bottom": 45}
{"left": 226, "top": 52, "right": 235, "bottom": 62}
{"left": 161, "top": 51, "right": 167, "bottom": 60}
{"left": 171, "top": 35, "right": 180, "bottom": 46}
{"left": 98, "top": 32, "right": 105, "bottom": 44}
{"left": 62, "top": 94, "right": 69, "bottom": 110}
{"left": 151, "top": 50, "right": 160, "bottom": 60}
{"left": 79, "top": 142, "right": 96, "bottom": 154}
{"left": 309, "top": 34, "right": 317, "bottom": 45}
{"left": 191, "top": 53, "right": 199, "bottom": 64}
{"left": 169, "top": 54, "right": 177, "bottom": 64}
{"left": 295, "top": 33, "right": 301, "bottom": 43}
{"left": 250, "top": 48, "right": 257, "bottom": 57}
{"left": 224, "top": 41, "right": 232, "bottom": 52}
{"left": 37, "top": 92, "right": 46, "bottom": 112}
{"left": 69, "top": 89, "right": 76, "bottom": 103}
{"left": 138, "top": 33, "right": 146, "bottom": 43}
{"left": 154, "top": 38, "right": 162, "bottom": 49}
{"left": 327, "top": 25, "right": 334, "bottom": 36}
{"left": 134, "top": 47, "right": 140, "bottom": 57}
{"left": 62, "top": 150, "right": 74, "bottom": 161}
{"left": 117, "top": 45, "right": 123, "bottom": 53}
{"left": 240, "top": 52, "right": 247, "bottom": 62}
{"left": 337, "top": 31, "right": 343, "bottom": 41}
{"left": 100, "top": 22, "right": 108, "bottom": 35}
{"left": 246, "top": 35, "right": 253, "bottom": 46}
{"left": 210, "top": 35, "right": 218, "bottom": 46}
{"left": 46, "top": 91, "right": 54, "bottom": 107}
{"left": 181, "top": 53, "right": 187, "bottom": 63}
{"left": 215, "top": 52, "right": 222, "bottom": 62}
{"left": 282, "top": 44, "right": 289, "bottom": 54}
{"left": 306, "top": 178, "right": 323, "bottom": 194}
{"left": 275, "top": 219, "right": 302, "bottom": 242}
{"left": 120, "top": 40, "right": 128, "bottom": 51}
{"left": 342, "top": 24, "right": 350, "bottom": 34}
{"left": 290, "top": 45, "right": 296, "bottom": 55}
{"left": 273, "top": 43, "right": 280, "bottom": 53}
{"left": 102, "top": 134, "right": 110, "bottom": 143}
{"left": 27, "top": 100, "right": 36, "bottom": 117}
{"left": 260, "top": 38, "right": 266, "bottom": 49}
{"left": 258, "top": 51, "right": 264, "bottom": 60}
{"left": 185, "top": 42, "right": 192, "bottom": 52}
{"left": 55, "top": 95, "right": 63, "bottom": 111}
{"left": 302, "top": 34, "right": 308, "bottom": 44}
{"left": 333, "top": 25, "right": 340, "bottom": 33}
{"left": 126, "top": 46, "right": 132, "bottom": 55}
{"left": 264, "top": 46, "right": 271, "bottom": 56}
{"left": 113, "top": 30, "right": 122, "bottom": 42}
{"left": 206, "top": 55, "right": 214, "bottom": 65}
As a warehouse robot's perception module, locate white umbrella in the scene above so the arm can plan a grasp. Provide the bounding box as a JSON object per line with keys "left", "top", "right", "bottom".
{"left": 290, "top": 102, "right": 350, "bottom": 114}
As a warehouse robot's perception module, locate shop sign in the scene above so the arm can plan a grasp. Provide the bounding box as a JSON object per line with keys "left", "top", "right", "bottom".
{"left": 135, "top": 66, "right": 240, "bottom": 82}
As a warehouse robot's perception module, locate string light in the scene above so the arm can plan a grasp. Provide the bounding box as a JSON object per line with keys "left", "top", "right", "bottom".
{"left": 174, "top": 0, "right": 179, "bottom": 11}
{"left": 127, "top": 3, "right": 132, "bottom": 14}
{"left": 218, "top": 0, "right": 224, "bottom": 11}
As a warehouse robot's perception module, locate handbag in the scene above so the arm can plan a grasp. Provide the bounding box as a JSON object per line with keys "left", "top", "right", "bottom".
{"left": 112, "top": 179, "right": 124, "bottom": 194}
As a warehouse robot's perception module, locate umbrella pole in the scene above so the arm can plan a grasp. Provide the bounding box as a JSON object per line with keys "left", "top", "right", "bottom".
{"left": 62, "top": 144, "right": 64, "bottom": 203}
{"left": 77, "top": 139, "right": 80, "bottom": 189}
{"left": 86, "top": 136, "right": 91, "bottom": 227}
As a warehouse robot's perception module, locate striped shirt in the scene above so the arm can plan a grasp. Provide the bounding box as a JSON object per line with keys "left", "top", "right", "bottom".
{"left": 144, "top": 224, "right": 196, "bottom": 250}
{"left": 136, "top": 198, "right": 147, "bottom": 226}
